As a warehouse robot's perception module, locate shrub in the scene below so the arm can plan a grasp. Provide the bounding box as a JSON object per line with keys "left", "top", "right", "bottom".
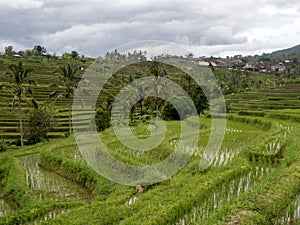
{"left": 24, "top": 109, "right": 55, "bottom": 144}
{"left": 63, "top": 132, "right": 70, "bottom": 138}
{"left": 163, "top": 96, "right": 197, "bottom": 120}
{"left": 95, "top": 107, "right": 111, "bottom": 131}
{"left": 0, "top": 139, "right": 8, "bottom": 152}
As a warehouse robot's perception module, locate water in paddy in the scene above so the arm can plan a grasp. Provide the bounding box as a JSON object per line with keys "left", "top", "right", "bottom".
{"left": 175, "top": 166, "right": 271, "bottom": 225}
{"left": 0, "top": 199, "right": 14, "bottom": 218}
{"left": 18, "top": 154, "right": 90, "bottom": 201}
{"left": 53, "top": 146, "right": 85, "bottom": 163}
{"left": 127, "top": 196, "right": 138, "bottom": 205}
{"left": 29, "top": 209, "right": 70, "bottom": 225}
{"left": 275, "top": 194, "right": 300, "bottom": 225}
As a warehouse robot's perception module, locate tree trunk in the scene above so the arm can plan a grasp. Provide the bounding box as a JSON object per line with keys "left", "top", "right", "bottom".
{"left": 18, "top": 97, "right": 24, "bottom": 146}
{"left": 156, "top": 99, "right": 159, "bottom": 118}
{"left": 155, "top": 85, "right": 159, "bottom": 118}
{"left": 68, "top": 96, "right": 71, "bottom": 134}
{"left": 140, "top": 100, "right": 143, "bottom": 116}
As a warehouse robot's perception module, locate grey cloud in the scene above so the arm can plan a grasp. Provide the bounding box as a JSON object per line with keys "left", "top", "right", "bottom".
{"left": 0, "top": 0, "right": 300, "bottom": 57}
{"left": 200, "top": 26, "right": 248, "bottom": 45}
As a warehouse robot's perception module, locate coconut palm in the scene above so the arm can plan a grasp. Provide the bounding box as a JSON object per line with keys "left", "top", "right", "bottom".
{"left": 148, "top": 61, "right": 168, "bottom": 117}
{"left": 0, "top": 61, "right": 36, "bottom": 146}
{"left": 56, "top": 63, "right": 79, "bottom": 134}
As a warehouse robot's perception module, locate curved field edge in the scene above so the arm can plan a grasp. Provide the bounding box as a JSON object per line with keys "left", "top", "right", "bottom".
{"left": 0, "top": 154, "right": 83, "bottom": 224}
{"left": 39, "top": 158, "right": 251, "bottom": 225}
{"left": 0, "top": 202, "right": 82, "bottom": 225}
{"left": 0, "top": 155, "right": 36, "bottom": 209}
{"left": 38, "top": 152, "right": 113, "bottom": 197}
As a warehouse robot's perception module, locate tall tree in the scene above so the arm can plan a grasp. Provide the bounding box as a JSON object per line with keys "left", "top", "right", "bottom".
{"left": 0, "top": 62, "right": 36, "bottom": 146}
{"left": 71, "top": 51, "right": 79, "bottom": 59}
{"left": 57, "top": 64, "right": 79, "bottom": 133}
{"left": 33, "top": 45, "right": 47, "bottom": 56}
{"left": 149, "top": 61, "right": 168, "bottom": 117}
{"left": 180, "top": 74, "right": 208, "bottom": 115}
{"left": 5, "top": 46, "right": 14, "bottom": 56}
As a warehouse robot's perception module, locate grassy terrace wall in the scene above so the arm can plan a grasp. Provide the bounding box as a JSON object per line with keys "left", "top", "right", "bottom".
{"left": 1, "top": 57, "right": 300, "bottom": 224}
{"left": 38, "top": 152, "right": 113, "bottom": 196}
{"left": 0, "top": 154, "right": 73, "bottom": 224}
{"left": 225, "top": 85, "right": 300, "bottom": 112}
{"left": 204, "top": 126, "right": 300, "bottom": 225}
{"left": 0, "top": 155, "right": 34, "bottom": 209}
{"left": 227, "top": 114, "right": 272, "bottom": 130}
{"left": 0, "top": 111, "right": 299, "bottom": 224}
{"left": 0, "top": 56, "right": 94, "bottom": 143}
{"left": 21, "top": 114, "right": 290, "bottom": 224}
{"left": 40, "top": 157, "right": 251, "bottom": 225}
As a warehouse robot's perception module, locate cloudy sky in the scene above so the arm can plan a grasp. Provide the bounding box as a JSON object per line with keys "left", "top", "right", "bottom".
{"left": 0, "top": 0, "right": 300, "bottom": 57}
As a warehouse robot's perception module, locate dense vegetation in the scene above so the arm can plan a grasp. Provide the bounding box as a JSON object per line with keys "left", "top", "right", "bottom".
{"left": 1, "top": 52, "right": 300, "bottom": 224}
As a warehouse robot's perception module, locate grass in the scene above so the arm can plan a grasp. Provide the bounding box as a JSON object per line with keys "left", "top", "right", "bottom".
{"left": 1, "top": 56, "right": 300, "bottom": 224}
{"left": 204, "top": 126, "right": 300, "bottom": 225}
{"left": 1, "top": 112, "right": 290, "bottom": 224}
{"left": 0, "top": 112, "right": 276, "bottom": 224}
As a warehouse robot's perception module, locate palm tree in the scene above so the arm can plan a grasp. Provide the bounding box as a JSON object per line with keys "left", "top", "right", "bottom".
{"left": 149, "top": 61, "right": 168, "bottom": 117}
{"left": 0, "top": 61, "right": 36, "bottom": 146}
{"left": 136, "top": 85, "right": 144, "bottom": 116}
{"left": 57, "top": 64, "right": 79, "bottom": 134}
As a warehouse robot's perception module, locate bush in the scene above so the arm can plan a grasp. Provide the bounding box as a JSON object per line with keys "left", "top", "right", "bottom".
{"left": 95, "top": 107, "right": 111, "bottom": 131}
{"left": 163, "top": 96, "right": 197, "bottom": 120}
{"left": 0, "top": 139, "right": 8, "bottom": 152}
{"left": 63, "top": 132, "right": 70, "bottom": 138}
{"left": 24, "top": 109, "right": 54, "bottom": 144}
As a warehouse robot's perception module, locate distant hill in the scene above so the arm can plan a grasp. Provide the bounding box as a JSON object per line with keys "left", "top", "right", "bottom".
{"left": 268, "top": 44, "right": 300, "bottom": 58}
{"left": 241, "top": 44, "right": 300, "bottom": 61}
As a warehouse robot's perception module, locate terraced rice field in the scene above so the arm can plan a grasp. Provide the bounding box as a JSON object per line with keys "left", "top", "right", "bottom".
{"left": 1, "top": 103, "right": 300, "bottom": 224}
{"left": 1, "top": 57, "right": 300, "bottom": 224}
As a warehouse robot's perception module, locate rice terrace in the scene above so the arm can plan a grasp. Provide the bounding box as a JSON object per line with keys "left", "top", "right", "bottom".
{"left": 1, "top": 44, "right": 300, "bottom": 225}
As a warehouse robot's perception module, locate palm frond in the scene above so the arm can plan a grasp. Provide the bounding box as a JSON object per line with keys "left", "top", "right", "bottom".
{"left": 28, "top": 87, "right": 33, "bottom": 95}
{"left": 49, "top": 90, "right": 58, "bottom": 98}
{"left": 10, "top": 98, "right": 17, "bottom": 107}
{"left": 53, "top": 93, "right": 64, "bottom": 104}
{"left": 28, "top": 80, "right": 37, "bottom": 86}
{"left": 31, "top": 99, "right": 39, "bottom": 110}
{"left": 0, "top": 83, "right": 7, "bottom": 89}
{"left": 21, "top": 86, "right": 27, "bottom": 95}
